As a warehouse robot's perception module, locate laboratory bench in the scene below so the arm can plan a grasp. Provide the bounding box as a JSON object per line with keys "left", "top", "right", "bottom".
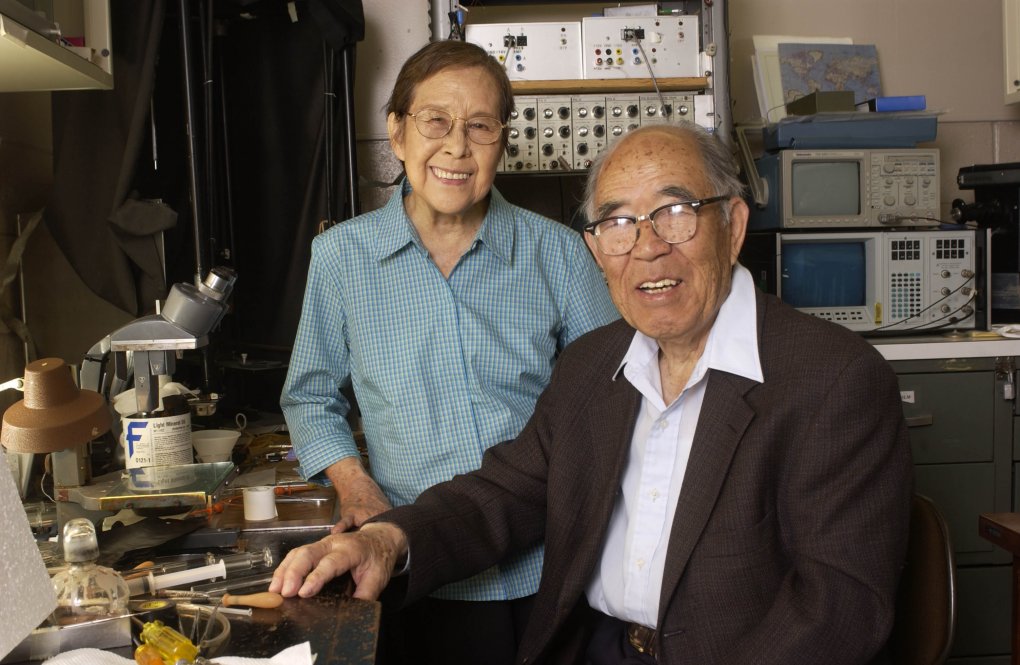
{"left": 871, "top": 332, "right": 1020, "bottom": 664}
{"left": 7, "top": 463, "right": 380, "bottom": 665}
{"left": 164, "top": 472, "right": 381, "bottom": 664}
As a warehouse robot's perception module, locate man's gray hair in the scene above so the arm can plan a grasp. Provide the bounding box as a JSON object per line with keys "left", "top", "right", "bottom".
{"left": 581, "top": 122, "right": 746, "bottom": 224}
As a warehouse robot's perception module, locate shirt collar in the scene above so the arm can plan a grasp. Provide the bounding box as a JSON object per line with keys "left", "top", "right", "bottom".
{"left": 373, "top": 178, "right": 514, "bottom": 266}
{"left": 613, "top": 264, "right": 764, "bottom": 384}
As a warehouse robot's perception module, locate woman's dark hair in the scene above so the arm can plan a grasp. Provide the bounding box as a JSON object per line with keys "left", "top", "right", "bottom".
{"left": 385, "top": 40, "right": 515, "bottom": 126}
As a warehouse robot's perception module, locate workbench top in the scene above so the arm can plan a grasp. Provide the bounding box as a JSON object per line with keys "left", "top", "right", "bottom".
{"left": 871, "top": 332, "right": 1020, "bottom": 361}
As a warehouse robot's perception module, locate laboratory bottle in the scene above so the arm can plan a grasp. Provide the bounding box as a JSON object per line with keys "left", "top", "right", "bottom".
{"left": 50, "top": 518, "right": 130, "bottom": 624}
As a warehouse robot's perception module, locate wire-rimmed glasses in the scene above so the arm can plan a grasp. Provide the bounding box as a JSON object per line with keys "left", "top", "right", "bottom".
{"left": 582, "top": 196, "right": 729, "bottom": 256}
{"left": 407, "top": 108, "right": 506, "bottom": 145}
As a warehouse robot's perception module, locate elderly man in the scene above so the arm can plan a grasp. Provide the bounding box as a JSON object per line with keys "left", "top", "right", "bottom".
{"left": 270, "top": 123, "right": 913, "bottom": 665}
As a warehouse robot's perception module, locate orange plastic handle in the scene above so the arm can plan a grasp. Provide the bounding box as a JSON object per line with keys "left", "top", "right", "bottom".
{"left": 123, "top": 561, "right": 155, "bottom": 581}
{"left": 221, "top": 591, "right": 284, "bottom": 608}
{"left": 274, "top": 485, "right": 315, "bottom": 495}
{"left": 133, "top": 643, "right": 163, "bottom": 665}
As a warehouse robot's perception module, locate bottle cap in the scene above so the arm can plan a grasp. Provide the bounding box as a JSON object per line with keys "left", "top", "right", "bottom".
{"left": 62, "top": 517, "right": 100, "bottom": 563}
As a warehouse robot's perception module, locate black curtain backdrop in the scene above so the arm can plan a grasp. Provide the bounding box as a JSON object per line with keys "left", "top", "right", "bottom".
{"left": 47, "top": 1, "right": 169, "bottom": 317}
{"left": 45, "top": 0, "right": 364, "bottom": 357}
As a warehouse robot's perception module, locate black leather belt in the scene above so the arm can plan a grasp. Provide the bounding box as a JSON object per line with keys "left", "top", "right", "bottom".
{"left": 626, "top": 623, "right": 657, "bottom": 659}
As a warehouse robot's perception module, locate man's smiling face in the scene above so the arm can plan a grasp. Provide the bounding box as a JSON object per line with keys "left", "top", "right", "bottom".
{"left": 584, "top": 128, "right": 747, "bottom": 353}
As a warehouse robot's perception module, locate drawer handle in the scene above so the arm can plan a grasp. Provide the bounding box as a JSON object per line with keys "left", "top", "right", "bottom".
{"left": 905, "top": 414, "right": 933, "bottom": 427}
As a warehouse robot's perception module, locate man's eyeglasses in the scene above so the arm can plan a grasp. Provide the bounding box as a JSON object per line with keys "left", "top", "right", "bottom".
{"left": 583, "top": 196, "right": 729, "bottom": 256}
{"left": 407, "top": 108, "right": 507, "bottom": 145}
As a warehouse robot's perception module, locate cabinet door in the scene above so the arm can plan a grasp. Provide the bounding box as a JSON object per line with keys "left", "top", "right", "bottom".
{"left": 898, "top": 371, "right": 995, "bottom": 463}
{"left": 915, "top": 463, "right": 1002, "bottom": 562}
{"left": 1006, "top": 0, "right": 1020, "bottom": 104}
{"left": 950, "top": 565, "right": 1012, "bottom": 658}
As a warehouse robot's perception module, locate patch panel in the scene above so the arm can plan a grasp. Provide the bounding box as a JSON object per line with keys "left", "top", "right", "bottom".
{"left": 498, "top": 93, "right": 710, "bottom": 173}
{"left": 465, "top": 22, "right": 583, "bottom": 81}
{"left": 581, "top": 15, "right": 701, "bottom": 79}
{"left": 503, "top": 98, "right": 540, "bottom": 172}
{"left": 536, "top": 96, "right": 573, "bottom": 171}
{"left": 570, "top": 95, "right": 608, "bottom": 170}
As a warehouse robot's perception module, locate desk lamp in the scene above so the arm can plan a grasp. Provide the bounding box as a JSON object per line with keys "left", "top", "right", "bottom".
{"left": 1, "top": 357, "right": 111, "bottom": 455}
{"left": 1, "top": 357, "right": 113, "bottom": 533}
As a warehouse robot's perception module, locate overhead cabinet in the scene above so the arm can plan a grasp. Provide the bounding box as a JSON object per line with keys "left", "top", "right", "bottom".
{"left": 0, "top": 0, "right": 112, "bottom": 92}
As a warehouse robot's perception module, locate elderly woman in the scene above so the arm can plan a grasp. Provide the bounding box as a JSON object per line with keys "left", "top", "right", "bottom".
{"left": 279, "top": 40, "right": 617, "bottom": 665}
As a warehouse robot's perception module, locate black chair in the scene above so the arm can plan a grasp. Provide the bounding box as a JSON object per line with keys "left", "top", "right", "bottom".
{"left": 887, "top": 493, "right": 957, "bottom": 665}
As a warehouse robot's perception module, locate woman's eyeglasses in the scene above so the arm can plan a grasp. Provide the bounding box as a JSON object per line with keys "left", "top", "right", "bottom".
{"left": 407, "top": 108, "right": 506, "bottom": 145}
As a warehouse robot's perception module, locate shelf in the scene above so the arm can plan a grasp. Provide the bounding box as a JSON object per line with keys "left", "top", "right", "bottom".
{"left": 510, "top": 77, "right": 709, "bottom": 95}
{"left": 0, "top": 3, "right": 112, "bottom": 92}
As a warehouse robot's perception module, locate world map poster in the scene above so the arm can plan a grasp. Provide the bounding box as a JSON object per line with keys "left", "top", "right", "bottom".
{"left": 777, "top": 43, "right": 881, "bottom": 105}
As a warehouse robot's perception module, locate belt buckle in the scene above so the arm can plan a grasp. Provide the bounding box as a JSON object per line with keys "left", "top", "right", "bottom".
{"left": 626, "top": 623, "right": 657, "bottom": 659}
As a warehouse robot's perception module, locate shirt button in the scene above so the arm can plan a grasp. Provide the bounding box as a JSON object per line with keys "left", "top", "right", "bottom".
{"left": 658, "top": 420, "right": 669, "bottom": 430}
{"left": 636, "top": 558, "right": 646, "bottom": 569}
{"left": 650, "top": 488, "right": 660, "bottom": 501}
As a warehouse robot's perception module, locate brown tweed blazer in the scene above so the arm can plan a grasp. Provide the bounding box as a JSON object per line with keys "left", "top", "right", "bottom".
{"left": 385, "top": 289, "right": 913, "bottom": 665}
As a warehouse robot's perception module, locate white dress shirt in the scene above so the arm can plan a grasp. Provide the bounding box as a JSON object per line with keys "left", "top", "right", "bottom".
{"left": 585, "top": 265, "right": 765, "bottom": 628}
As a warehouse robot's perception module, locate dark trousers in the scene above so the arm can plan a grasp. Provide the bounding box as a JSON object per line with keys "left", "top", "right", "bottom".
{"left": 585, "top": 612, "right": 657, "bottom": 665}
{"left": 376, "top": 593, "right": 534, "bottom": 665}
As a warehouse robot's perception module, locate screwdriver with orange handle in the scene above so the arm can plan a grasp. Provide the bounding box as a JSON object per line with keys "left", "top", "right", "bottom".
{"left": 157, "top": 589, "right": 285, "bottom": 606}
{"left": 221, "top": 591, "right": 284, "bottom": 608}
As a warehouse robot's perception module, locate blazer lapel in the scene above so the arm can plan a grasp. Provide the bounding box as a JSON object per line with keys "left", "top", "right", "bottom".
{"left": 551, "top": 366, "right": 641, "bottom": 615}
{"left": 657, "top": 370, "right": 757, "bottom": 622}
{"left": 521, "top": 326, "right": 642, "bottom": 660}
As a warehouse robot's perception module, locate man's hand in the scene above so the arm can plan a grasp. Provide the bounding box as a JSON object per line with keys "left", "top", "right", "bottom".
{"left": 325, "top": 457, "right": 393, "bottom": 534}
{"left": 268, "top": 522, "right": 408, "bottom": 600}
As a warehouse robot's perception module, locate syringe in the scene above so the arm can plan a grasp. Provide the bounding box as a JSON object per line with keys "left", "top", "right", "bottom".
{"left": 202, "top": 547, "right": 273, "bottom": 575}
{"left": 189, "top": 571, "right": 276, "bottom": 595}
{"left": 128, "top": 559, "right": 227, "bottom": 597}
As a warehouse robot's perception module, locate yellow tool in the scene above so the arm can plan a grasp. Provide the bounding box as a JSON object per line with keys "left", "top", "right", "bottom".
{"left": 133, "top": 643, "right": 165, "bottom": 665}
{"left": 134, "top": 619, "right": 199, "bottom": 665}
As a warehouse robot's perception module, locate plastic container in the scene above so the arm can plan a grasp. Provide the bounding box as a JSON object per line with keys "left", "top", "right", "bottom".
{"left": 127, "top": 559, "right": 228, "bottom": 596}
{"left": 192, "top": 430, "right": 241, "bottom": 463}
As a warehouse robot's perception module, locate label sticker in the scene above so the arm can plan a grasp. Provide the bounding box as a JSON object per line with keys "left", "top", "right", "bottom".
{"left": 121, "top": 414, "right": 193, "bottom": 469}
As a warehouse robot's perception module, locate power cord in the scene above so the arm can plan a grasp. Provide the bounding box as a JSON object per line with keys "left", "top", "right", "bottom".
{"left": 871, "top": 275, "right": 977, "bottom": 333}
{"left": 631, "top": 38, "right": 667, "bottom": 112}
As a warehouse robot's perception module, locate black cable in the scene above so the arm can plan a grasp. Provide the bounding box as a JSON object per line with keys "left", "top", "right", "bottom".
{"left": 322, "top": 43, "right": 336, "bottom": 228}
{"left": 198, "top": 0, "right": 218, "bottom": 262}
{"left": 864, "top": 296, "right": 978, "bottom": 337}
{"left": 869, "top": 275, "right": 976, "bottom": 333}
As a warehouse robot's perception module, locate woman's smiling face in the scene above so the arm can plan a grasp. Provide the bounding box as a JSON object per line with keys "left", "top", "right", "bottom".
{"left": 387, "top": 66, "right": 505, "bottom": 224}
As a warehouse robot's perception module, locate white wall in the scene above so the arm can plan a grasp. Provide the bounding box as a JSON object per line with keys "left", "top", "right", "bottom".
{"left": 728, "top": 0, "right": 1015, "bottom": 123}
{"left": 727, "top": 0, "right": 1020, "bottom": 213}
{"left": 354, "top": 0, "right": 431, "bottom": 140}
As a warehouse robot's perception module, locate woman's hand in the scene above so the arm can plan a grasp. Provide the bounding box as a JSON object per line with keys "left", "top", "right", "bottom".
{"left": 325, "top": 457, "right": 394, "bottom": 533}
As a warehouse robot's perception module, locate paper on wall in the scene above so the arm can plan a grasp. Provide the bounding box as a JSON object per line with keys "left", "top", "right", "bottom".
{"left": 752, "top": 34, "right": 853, "bottom": 122}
